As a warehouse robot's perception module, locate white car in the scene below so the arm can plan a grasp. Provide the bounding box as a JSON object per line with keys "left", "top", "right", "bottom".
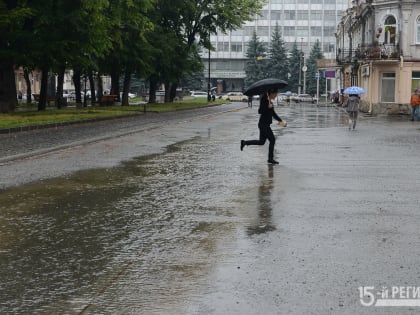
{"left": 190, "top": 91, "right": 208, "bottom": 98}
{"left": 221, "top": 92, "right": 248, "bottom": 102}
{"left": 293, "top": 94, "right": 316, "bottom": 104}
{"left": 119, "top": 92, "right": 137, "bottom": 99}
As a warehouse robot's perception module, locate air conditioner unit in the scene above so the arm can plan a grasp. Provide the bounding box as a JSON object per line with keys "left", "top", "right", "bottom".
{"left": 362, "top": 66, "right": 370, "bottom": 77}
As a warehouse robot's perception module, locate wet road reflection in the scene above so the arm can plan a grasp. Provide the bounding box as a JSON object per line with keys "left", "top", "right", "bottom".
{"left": 247, "top": 165, "right": 276, "bottom": 235}
{"left": 0, "top": 104, "right": 347, "bottom": 314}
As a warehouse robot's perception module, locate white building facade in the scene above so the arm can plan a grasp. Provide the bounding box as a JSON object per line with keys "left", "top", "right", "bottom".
{"left": 203, "top": 0, "right": 349, "bottom": 93}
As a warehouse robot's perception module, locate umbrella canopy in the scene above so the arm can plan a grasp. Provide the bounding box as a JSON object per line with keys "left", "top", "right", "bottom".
{"left": 244, "top": 78, "right": 288, "bottom": 96}
{"left": 285, "top": 91, "right": 292, "bottom": 96}
{"left": 343, "top": 86, "right": 365, "bottom": 94}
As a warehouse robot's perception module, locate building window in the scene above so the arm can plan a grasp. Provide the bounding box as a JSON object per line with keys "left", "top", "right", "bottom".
{"left": 384, "top": 15, "right": 397, "bottom": 45}
{"left": 271, "top": 10, "right": 282, "bottom": 21}
{"left": 260, "top": 10, "right": 269, "bottom": 20}
{"left": 411, "top": 71, "right": 420, "bottom": 91}
{"left": 324, "top": 10, "right": 336, "bottom": 21}
{"left": 284, "top": 10, "right": 296, "bottom": 20}
{"left": 416, "top": 16, "right": 420, "bottom": 43}
{"left": 381, "top": 72, "right": 395, "bottom": 103}
{"left": 323, "top": 26, "right": 336, "bottom": 37}
{"left": 284, "top": 26, "right": 295, "bottom": 36}
{"left": 244, "top": 26, "right": 255, "bottom": 36}
{"left": 296, "top": 26, "right": 308, "bottom": 37}
{"left": 311, "top": 26, "right": 322, "bottom": 35}
{"left": 311, "top": 10, "right": 322, "bottom": 20}
{"left": 256, "top": 27, "right": 269, "bottom": 36}
{"left": 217, "top": 42, "right": 229, "bottom": 52}
{"left": 297, "top": 10, "right": 309, "bottom": 20}
{"left": 231, "top": 42, "right": 242, "bottom": 52}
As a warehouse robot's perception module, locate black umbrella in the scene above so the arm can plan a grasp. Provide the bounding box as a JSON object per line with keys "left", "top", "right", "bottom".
{"left": 243, "top": 78, "right": 288, "bottom": 96}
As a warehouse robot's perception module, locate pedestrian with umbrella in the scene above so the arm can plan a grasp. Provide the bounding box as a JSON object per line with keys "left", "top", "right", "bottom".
{"left": 343, "top": 86, "right": 365, "bottom": 130}
{"left": 240, "top": 78, "right": 288, "bottom": 164}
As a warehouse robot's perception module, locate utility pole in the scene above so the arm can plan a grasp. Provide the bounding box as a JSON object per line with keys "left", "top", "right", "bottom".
{"left": 207, "top": 47, "right": 211, "bottom": 102}
{"left": 298, "top": 38, "right": 303, "bottom": 95}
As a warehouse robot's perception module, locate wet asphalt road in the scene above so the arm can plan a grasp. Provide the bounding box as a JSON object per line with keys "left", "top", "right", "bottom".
{"left": 1, "top": 102, "right": 420, "bottom": 314}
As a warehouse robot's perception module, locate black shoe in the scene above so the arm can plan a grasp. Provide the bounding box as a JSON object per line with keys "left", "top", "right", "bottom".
{"left": 268, "top": 159, "right": 279, "bottom": 164}
{"left": 240, "top": 140, "right": 245, "bottom": 151}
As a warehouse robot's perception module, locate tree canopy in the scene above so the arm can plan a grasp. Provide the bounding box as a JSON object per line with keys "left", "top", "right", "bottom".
{"left": 0, "top": 0, "right": 265, "bottom": 112}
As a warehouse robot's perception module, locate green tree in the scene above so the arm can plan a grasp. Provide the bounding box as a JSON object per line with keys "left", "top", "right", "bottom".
{"left": 267, "top": 24, "right": 289, "bottom": 87}
{"left": 244, "top": 31, "right": 267, "bottom": 88}
{"left": 288, "top": 41, "right": 302, "bottom": 94}
{"left": 306, "top": 39, "right": 325, "bottom": 96}
{"left": 98, "top": 0, "right": 154, "bottom": 106}
{"left": 0, "top": 1, "right": 33, "bottom": 113}
{"left": 147, "top": 0, "right": 265, "bottom": 102}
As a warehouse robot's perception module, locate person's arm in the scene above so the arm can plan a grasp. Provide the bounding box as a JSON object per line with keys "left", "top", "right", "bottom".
{"left": 272, "top": 109, "right": 282, "bottom": 122}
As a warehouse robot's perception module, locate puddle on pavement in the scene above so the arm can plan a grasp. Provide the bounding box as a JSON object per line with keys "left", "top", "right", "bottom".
{"left": 0, "top": 135, "right": 256, "bottom": 314}
{"left": 0, "top": 104, "right": 344, "bottom": 314}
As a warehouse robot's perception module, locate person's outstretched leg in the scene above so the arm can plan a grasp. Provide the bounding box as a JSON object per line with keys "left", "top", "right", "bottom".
{"left": 241, "top": 125, "right": 267, "bottom": 150}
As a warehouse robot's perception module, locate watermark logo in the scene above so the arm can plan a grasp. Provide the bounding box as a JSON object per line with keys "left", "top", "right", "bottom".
{"left": 359, "top": 286, "right": 420, "bottom": 307}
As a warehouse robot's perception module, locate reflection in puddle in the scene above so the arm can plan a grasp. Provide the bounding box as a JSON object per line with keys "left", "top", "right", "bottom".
{"left": 247, "top": 165, "right": 276, "bottom": 236}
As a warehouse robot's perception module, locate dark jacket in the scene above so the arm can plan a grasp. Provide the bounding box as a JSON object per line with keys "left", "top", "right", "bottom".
{"left": 258, "top": 97, "right": 282, "bottom": 125}
{"left": 344, "top": 95, "right": 360, "bottom": 112}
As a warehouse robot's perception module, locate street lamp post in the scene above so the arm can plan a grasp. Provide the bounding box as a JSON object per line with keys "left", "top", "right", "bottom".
{"left": 207, "top": 47, "right": 211, "bottom": 102}
{"left": 298, "top": 38, "right": 303, "bottom": 95}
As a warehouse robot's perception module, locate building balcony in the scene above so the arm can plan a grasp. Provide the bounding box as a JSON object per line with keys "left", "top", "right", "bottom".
{"left": 336, "top": 43, "right": 400, "bottom": 65}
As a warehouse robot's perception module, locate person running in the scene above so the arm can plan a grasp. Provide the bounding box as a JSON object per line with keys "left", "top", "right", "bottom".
{"left": 344, "top": 94, "right": 360, "bottom": 130}
{"left": 410, "top": 88, "right": 420, "bottom": 121}
{"left": 240, "top": 88, "right": 286, "bottom": 164}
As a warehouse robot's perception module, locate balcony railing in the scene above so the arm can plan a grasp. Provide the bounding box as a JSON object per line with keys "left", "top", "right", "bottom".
{"left": 336, "top": 43, "right": 400, "bottom": 64}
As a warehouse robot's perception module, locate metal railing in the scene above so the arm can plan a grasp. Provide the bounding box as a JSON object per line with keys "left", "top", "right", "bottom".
{"left": 336, "top": 43, "right": 400, "bottom": 64}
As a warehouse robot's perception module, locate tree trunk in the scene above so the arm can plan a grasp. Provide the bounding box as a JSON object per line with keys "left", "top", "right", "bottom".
{"left": 121, "top": 68, "right": 132, "bottom": 106}
{"left": 169, "top": 83, "right": 178, "bottom": 102}
{"left": 24, "top": 69, "right": 32, "bottom": 104}
{"left": 73, "top": 67, "right": 82, "bottom": 106}
{"left": 56, "top": 65, "right": 65, "bottom": 108}
{"left": 88, "top": 71, "right": 96, "bottom": 105}
{"left": 97, "top": 74, "right": 103, "bottom": 106}
{"left": 38, "top": 67, "right": 48, "bottom": 111}
{"left": 148, "top": 75, "right": 158, "bottom": 104}
{"left": 110, "top": 66, "right": 120, "bottom": 102}
{"left": 0, "top": 63, "right": 17, "bottom": 113}
{"left": 164, "top": 82, "right": 170, "bottom": 103}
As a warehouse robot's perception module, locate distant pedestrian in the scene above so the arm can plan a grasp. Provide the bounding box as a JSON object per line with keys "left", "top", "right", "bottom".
{"left": 410, "top": 88, "right": 420, "bottom": 121}
{"left": 240, "top": 88, "right": 287, "bottom": 164}
{"left": 248, "top": 96, "right": 253, "bottom": 108}
{"left": 344, "top": 94, "right": 360, "bottom": 130}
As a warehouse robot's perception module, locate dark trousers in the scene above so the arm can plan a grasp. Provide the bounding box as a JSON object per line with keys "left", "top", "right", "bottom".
{"left": 245, "top": 124, "right": 275, "bottom": 160}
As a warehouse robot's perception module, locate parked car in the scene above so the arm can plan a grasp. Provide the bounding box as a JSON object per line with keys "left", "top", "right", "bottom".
{"left": 190, "top": 91, "right": 208, "bottom": 98}
{"left": 221, "top": 92, "right": 248, "bottom": 102}
{"left": 293, "top": 94, "right": 317, "bottom": 104}
{"left": 119, "top": 92, "right": 137, "bottom": 99}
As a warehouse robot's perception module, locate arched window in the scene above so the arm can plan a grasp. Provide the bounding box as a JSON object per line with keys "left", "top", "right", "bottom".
{"left": 384, "top": 15, "right": 397, "bottom": 44}
{"left": 417, "top": 16, "right": 420, "bottom": 43}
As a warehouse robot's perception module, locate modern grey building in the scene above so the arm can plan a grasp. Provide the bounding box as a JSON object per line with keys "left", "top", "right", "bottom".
{"left": 203, "top": 0, "right": 349, "bottom": 93}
